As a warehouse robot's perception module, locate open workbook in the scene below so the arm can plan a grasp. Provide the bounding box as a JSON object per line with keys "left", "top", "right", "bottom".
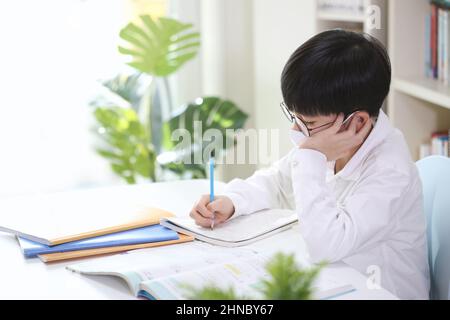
{"left": 67, "top": 242, "right": 355, "bottom": 300}
{"left": 160, "top": 209, "right": 298, "bottom": 247}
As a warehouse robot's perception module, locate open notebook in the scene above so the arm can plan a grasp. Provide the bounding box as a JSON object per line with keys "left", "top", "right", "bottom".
{"left": 160, "top": 209, "right": 298, "bottom": 247}
{"left": 67, "top": 242, "right": 355, "bottom": 300}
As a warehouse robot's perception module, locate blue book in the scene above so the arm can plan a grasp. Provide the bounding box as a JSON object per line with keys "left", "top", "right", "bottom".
{"left": 18, "top": 225, "right": 179, "bottom": 258}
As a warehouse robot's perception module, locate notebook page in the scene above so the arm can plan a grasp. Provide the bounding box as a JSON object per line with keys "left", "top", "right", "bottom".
{"left": 67, "top": 242, "right": 259, "bottom": 295}
{"left": 161, "top": 209, "right": 298, "bottom": 243}
{"left": 140, "top": 254, "right": 355, "bottom": 300}
{"left": 140, "top": 253, "right": 272, "bottom": 299}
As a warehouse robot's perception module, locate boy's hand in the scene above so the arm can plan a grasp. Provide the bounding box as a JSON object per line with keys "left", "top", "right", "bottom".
{"left": 189, "top": 195, "right": 235, "bottom": 228}
{"left": 298, "top": 113, "right": 373, "bottom": 161}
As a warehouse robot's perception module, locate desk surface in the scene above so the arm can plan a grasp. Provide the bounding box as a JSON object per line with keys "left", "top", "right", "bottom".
{"left": 0, "top": 180, "right": 398, "bottom": 300}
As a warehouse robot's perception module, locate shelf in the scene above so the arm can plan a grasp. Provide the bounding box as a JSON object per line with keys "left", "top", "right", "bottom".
{"left": 317, "top": 10, "right": 365, "bottom": 23}
{"left": 392, "top": 77, "right": 450, "bottom": 111}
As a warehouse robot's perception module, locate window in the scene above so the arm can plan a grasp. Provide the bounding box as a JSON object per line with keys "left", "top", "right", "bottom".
{"left": 0, "top": 0, "right": 167, "bottom": 197}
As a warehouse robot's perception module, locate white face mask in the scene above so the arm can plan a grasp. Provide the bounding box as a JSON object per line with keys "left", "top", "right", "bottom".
{"left": 289, "top": 129, "right": 307, "bottom": 147}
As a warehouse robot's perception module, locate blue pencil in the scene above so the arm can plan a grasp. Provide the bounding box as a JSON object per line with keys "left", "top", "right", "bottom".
{"left": 209, "top": 153, "right": 215, "bottom": 230}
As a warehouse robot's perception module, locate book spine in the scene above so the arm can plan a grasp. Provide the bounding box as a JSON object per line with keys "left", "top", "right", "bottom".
{"left": 432, "top": 4, "right": 438, "bottom": 79}
{"left": 439, "top": 8, "right": 444, "bottom": 81}
{"left": 426, "top": 13, "right": 433, "bottom": 78}
{"left": 442, "top": 10, "right": 449, "bottom": 85}
{"left": 431, "top": 132, "right": 450, "bottom": 156}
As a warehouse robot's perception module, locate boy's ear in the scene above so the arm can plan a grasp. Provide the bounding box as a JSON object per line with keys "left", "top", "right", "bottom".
{"left": 355, "top": 111, "right": 370, "bottom": 131}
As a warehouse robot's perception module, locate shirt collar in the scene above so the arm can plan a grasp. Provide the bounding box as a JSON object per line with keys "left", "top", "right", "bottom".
{"left": 332, "top": 109, "right": 393, "bottom": 181}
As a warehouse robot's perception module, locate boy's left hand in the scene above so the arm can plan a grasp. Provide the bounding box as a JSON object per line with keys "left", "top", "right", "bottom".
{"left": 298, "top": 113, "right": 373, "bottom": 161}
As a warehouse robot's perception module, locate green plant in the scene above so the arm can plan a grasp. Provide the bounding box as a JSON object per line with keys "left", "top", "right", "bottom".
{"left": 118, "top": 15, "right": 200, "bottom": 77}
{"left": 159, "top": 97, "right": 248, "bottom": 178}
{"left": 91, "top": 15, "right": 248, "bottom": 183}
{"left": 118, "top": 15, "right": 201, "bottom": 151}
{"left": 94, "top": 106, "right": 155, "bottom": 183}
{"left": 187, "top": 253, "right": 325, "bottom": 300}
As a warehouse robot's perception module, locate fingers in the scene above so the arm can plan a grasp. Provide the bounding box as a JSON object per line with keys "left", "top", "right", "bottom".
{"left": 355, "top": 118, "right": 373, "bottom": 142}
{"left": 189, "top": 195, "right": 224, "bottom": 228}
{"left": 193, "top": 194, "right": 214, "bottom": 219}
{"left": 206, "top": 198, "right": 222, "bottom": 213}
{"left": 189, "top": 209, "right": 213, "bottom": 228}
{"left": 207, "top": 201, "right": 228, "bottom": 225}
{"left": 342, "top": 117, "right": 372, "bottom": 147}
{"left": 329, "top": 113, "right": 345, "bottom": 133}
{"left": 347, "top": 116, "right": 358, "bottom": 134}
{"left": 338, "top": 116, "right": 359, "bottom": 139}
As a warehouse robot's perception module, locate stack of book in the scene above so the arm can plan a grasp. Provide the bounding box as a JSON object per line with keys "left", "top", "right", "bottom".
{"left": 0, "top": 188, "right": 194, "bottom": 262}
{"left": 420, "top": 129, "right": 450, "bottom": 158}
{"left": 426, "top": 0, "right": 450, "bottom": 82}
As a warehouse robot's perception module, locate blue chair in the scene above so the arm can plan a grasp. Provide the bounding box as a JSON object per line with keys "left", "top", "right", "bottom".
{"left": 416, "top": 156, "right": 450, "bottom": 300}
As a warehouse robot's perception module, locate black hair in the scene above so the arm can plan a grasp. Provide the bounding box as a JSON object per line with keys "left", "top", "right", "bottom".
{"left": 281, "top": 29, "right": 391, "bottom": 117}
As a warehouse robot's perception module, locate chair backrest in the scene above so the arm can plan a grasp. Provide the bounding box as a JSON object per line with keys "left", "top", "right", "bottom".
{"left": 416, "top": 156, "right": 450, "bottom": 300}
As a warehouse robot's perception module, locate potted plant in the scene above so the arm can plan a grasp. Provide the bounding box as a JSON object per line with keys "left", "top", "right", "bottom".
{"left": 91, "top": 15, "right": 248, "bottom": 183}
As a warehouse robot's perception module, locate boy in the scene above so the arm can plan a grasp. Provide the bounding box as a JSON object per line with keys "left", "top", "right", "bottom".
{"left": 189, "top": 30, "right": 430, "bottom": 299}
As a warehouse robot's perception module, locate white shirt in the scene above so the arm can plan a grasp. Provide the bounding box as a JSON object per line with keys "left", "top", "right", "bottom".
{"left": 223, "top": 110, "right": 430, "bottom": 299}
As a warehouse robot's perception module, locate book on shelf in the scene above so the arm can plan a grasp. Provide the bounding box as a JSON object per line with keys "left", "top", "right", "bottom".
{"left": 427, "top": 1, "right": 450, "bottom": 83}
{"left": 420, "top": 129, "right": 450, "bottom": 158}
{"left": 66, "top": 242, "right": 356, "bottom": 300}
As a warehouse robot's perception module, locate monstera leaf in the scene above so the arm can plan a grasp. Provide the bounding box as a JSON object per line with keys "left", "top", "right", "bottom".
{"left": 92, "top": 72, "right": 168, "bottom": 153}
{"left": 99, "top": 73, "right": 148, "bottom": 111}
{"left": 159, "top": 97, "right": 248, "bottom": 178}
{"left": 94, "top": 107, "right": 155, "bottom": 184}
{"left": 118, "top": 15, "right": 200, "bottom": 76}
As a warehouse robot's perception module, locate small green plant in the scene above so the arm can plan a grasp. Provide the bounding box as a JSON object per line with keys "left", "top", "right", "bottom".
{"left": 187, "top": 253, "right": 326, "bottom": 300}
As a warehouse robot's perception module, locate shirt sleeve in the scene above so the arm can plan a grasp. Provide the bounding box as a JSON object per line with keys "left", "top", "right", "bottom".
{"left": 291, "top": 148, "right": 409, "bottom": 263}
{"left": 222, "top": 153, "right": 292, "bottom": 221}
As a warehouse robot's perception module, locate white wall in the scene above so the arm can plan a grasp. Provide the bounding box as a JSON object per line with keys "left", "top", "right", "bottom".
{"left": 253, "top": 0, "right": 317, "bottom": 163}
{"left": 199, "top": 0, "right": 256, "bottom": 181}
{"left": 197, "top": 0, "right": 317, "bottom": 180}
{"left": 169, "top": 0, "right": 203, "bottom": 110}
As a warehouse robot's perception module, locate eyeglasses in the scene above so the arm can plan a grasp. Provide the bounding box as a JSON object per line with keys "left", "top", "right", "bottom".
{"left": 280, "top": 102, "right": 359, "bottom": 137}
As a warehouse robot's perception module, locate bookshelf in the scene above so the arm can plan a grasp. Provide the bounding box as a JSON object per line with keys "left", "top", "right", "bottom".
{"left": 388, "top": 0, "right": 450, "bottom": 160}
{"left": 316, "top": 0, "right": 450, "bottom": 160}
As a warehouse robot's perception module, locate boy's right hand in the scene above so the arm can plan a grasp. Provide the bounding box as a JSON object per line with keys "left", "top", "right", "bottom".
{"left": 189, "top": 195, "right": 235, "bottom": 228}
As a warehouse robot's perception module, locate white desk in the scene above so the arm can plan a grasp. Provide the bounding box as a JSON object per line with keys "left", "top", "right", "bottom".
{"left": 0, "top": 180, "right": 397, "bottom": 300}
